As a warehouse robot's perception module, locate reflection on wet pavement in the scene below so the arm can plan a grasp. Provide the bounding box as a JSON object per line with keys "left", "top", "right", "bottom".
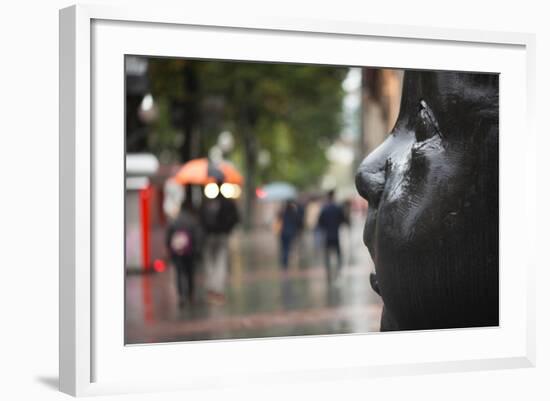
{"left": 126, "top": 219, "right": 382, "bottom": 344}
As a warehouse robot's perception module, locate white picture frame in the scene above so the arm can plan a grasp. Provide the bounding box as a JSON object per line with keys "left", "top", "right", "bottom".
{"left": 59, "top": 3, "right": 536, "bottom": 397}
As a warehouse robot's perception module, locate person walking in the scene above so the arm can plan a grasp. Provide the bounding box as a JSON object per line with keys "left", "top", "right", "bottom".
{"left": 278, "top": 200, "right": 301, "bottom": 271}
{"left": 200, "top": 184, "right": 239, "bottom": 305}
{"left": 166, "top": 199, "right": 202, "bottom": 308}
{"left": 317, "top": 190, "right": 348, "bottom": 282}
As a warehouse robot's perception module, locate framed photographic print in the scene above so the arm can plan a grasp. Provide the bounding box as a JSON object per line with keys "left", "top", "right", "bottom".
{"left": 59, "top": 3, "right": 536, "bottom": 397}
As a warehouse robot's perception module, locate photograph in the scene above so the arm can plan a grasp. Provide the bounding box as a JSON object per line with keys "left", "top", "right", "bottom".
{"left": 124, "top": 56, "right": 499, "bottom": 344}
{"left": 1, "top": 0, "right": 544, "bottom": 399}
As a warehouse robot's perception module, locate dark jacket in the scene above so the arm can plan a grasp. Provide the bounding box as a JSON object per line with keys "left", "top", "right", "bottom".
{"left": 279, "top": 202, "right": 301, "bottom": 239}
{"left": 200, "top": 196, "right": 240, "bottom": 234}
{"left": 317, "top": 202, "right": 346, "bottom": 242}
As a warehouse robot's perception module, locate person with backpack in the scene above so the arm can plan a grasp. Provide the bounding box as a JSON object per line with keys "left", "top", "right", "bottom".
{"left": 200, "top": 182, "right": 240, "bottom": 305}
{"left": 166, "top": 199, "right": 202, "bottom": 308}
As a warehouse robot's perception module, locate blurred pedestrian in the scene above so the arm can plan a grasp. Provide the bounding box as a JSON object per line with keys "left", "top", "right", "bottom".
{"left": 166, "top": 199, "right": 202, "bottom": 307}
{"left": 317, "top": 190, "right": 348, "bottom": 281}
{"left": 278, "top": 200, "right": 301, "bottom": 270}
{"left": 304, "top": 196, "right": 323, "bottom": 263}
{"left": 295, "top": 197, "right": 307, "bottom": 268}
{"left": 200, "top": 183, "right": 240, "bottom": 305}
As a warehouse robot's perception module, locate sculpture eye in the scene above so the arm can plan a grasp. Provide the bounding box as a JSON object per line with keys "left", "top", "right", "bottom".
{"left": 415, "top": 99, "right": 442, "bottom": 142}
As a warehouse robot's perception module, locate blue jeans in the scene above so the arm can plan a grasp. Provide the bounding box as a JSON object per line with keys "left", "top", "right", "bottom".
{"left": 324, "top": 238, "right": 341, "bottom": 277}
{"left": 280, "top": 234, "right": 294, "bottom": 270}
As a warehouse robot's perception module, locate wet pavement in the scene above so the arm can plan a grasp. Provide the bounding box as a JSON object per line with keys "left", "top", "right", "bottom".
{"left": 125, "top": 212, "right": 383, "bottom": 344}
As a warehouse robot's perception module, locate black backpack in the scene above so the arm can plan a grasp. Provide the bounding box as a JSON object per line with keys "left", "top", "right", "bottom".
{"left": 202, "top": 198, "right": 239, "bottom": 233}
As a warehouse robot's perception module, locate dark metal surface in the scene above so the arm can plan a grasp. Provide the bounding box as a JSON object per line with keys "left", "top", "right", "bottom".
{"left": 356, "top": 70, "right": 499, "bottom": 331}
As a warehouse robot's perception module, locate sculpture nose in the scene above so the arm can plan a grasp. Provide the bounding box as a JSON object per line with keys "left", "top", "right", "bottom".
{"left": 355, "top": 137, "right": 395, "bottom": 208}
{"left": 355, "top": 158, "right": 385, "bottom": 208}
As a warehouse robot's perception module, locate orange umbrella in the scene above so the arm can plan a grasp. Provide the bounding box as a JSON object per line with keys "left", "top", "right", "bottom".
{"left": 172, "top": 158, "right": 243, "bottom": 186}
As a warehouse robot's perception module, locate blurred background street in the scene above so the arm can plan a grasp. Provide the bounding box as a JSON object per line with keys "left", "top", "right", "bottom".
{"left": 126, "top": 211, "right": 381, "bottom": 343}
{"left": 125, "top": 56, "right": 403, "bottom": 343}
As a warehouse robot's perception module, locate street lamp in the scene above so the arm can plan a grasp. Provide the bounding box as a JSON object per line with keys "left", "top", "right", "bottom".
{"left": 204, "top": 183, "right": 219, "bottom": 199}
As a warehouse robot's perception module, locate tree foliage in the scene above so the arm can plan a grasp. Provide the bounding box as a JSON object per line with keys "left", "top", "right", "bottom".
{"left": 147, "top": 58, "right": 348, "bottom": 190}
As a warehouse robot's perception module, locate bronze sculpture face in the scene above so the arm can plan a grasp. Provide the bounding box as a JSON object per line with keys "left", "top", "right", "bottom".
{"left": 356, "top": 70, "right": 499, "bottom": 331}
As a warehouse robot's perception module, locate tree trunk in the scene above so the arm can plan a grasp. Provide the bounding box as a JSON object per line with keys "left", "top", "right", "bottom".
{"left": 177, "top": 64, "right": 200, "bottom": 163}
{"left": 240, "top": 105, "right": 258, "bottom": 231}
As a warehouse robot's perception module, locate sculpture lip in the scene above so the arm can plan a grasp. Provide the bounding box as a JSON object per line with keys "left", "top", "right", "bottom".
{"left": 366, "top": 241, "right": 375, "bottom": 262}
{"left": 363, "top": 217, "right": 376, "bottom": 263}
